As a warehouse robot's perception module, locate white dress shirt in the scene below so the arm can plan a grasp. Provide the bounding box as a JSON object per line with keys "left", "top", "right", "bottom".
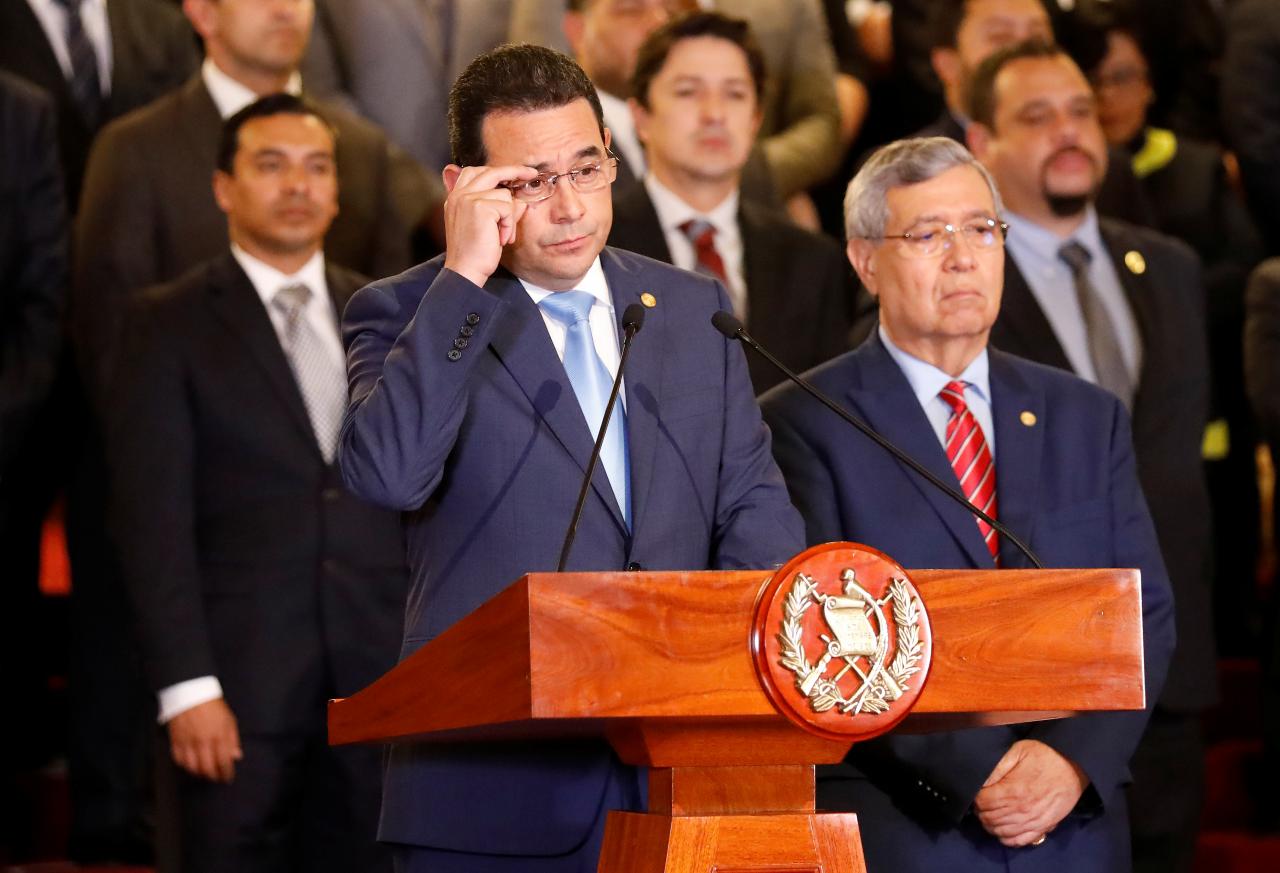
{"left": 202, "top": 56, "right": 303, "bottom": 119}
{"left": 643, "top": 173, "right": 748, "bottom": 319}
{"left": 25, "top": 0, "right": 112, "bottom": 95}
{"left": 520, "top": 257, "right": 625, "bottom": 410}
{"left": 156, "top": 245, "right": 341, "bottom": 724}
{"left": 879, "top": 326, "right": 996, "bottom": 458}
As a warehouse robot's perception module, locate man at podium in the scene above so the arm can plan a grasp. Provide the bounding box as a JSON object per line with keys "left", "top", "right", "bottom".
{"left": 761, "top": 136, "right": 1175, "bottom": 871}
{"left": 338, "top": 43, "right": 805, "bottom": 873}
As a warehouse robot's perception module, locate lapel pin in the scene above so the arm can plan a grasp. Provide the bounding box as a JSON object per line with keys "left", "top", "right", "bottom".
{"left": 640, "top": 292, "right": 657, "bottom": 308}
{"left": 1124, "top": 250, "right": 1146, "bottom": 275}
{"left": 1020, "top": 411, "right": 1037, "bottom": 427}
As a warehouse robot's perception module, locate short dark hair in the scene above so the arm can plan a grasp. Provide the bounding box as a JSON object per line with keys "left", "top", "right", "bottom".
{"left": 927, "top": 0, "right": 1055, "bottom": 50}
{"left": 448, "top": 43, "right": 605, "bottom": 167}
{"left": 967, "top": 38, "right": 1066, "bottom": 127}
{"left": 630, "top": 11, "right": 766, "bottom": 108}
{"left": 216, "top": 93, "right": 336, "bottom": 174}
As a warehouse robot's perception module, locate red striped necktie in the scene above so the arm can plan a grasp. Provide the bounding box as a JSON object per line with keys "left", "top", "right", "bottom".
{"left": 939, "top": 380, "right": 1000, "bottom": 563}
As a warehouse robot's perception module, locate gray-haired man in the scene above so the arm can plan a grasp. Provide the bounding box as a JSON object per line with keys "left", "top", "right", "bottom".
{"left": 760, "top": 135, "right": 1175, "bottom": 873}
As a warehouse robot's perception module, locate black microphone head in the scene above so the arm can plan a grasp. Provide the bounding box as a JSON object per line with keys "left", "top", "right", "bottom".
{"left": 711, "top": 310, "right": 744, "bottom": 339}
{"left": 621, "top": 302, "right": 646, "bottom": 333}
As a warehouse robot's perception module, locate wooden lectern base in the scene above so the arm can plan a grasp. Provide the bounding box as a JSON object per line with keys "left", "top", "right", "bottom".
{"left": 597, "top": 766, "right": 866, "bottom": 873}
{"left": 598, "top": 811, "right": 865, "bottom": 873}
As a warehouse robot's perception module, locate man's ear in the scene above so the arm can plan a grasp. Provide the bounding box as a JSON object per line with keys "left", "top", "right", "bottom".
{"left": 212, "top": 170, "right": 233, "bottom": 215}
{"left": 183, "top": 0, "right": 215, "bottom": 40}
{"left": 442, "top": 164, "right": 463, "bottom": 193}
{"left": 931, "top": 47, "right": 961, "bottom": 93}
{"left": 847, "top": 239, "right": 878, "bottom": 298}
{"left": 630, "top": 97, "right": 650, "bottom": 146}
{"left": 563, "top": 11, "right": 585, "bottom": 56}
{"left": 966, "top": 121, "right": 993, "bottom": 162}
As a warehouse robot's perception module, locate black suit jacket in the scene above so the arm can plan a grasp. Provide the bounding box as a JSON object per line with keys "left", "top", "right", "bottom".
{"left": 74, "top": 73, "right": 413, "bottom": 397}
{"left": 914, "top": 111, "right": 1157, "bottom": 229}
{"left": 607, "top": 183, "right": 852, "bottom": 393}
{"left": 106, "top": 252, "right": 407, "bottom": 733}
{"left": 0, "top": 0, "right": 197, "bottom": 206}
{"left": 991, "top": 217, "right": 1216, "bottom": 712}
{"left": 0, "top": 72, "right": 67, "bottom": 479}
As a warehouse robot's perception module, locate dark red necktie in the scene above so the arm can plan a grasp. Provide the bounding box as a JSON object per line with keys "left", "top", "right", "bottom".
{"left": 939, "top": 380, "right": 1000, "bottom": 562}
{"left": 679, "top": 218, "right": 728, "bottom": 284}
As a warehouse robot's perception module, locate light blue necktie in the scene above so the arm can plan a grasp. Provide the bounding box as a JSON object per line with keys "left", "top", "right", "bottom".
{"left": 538, "top": 291, "right": 630, "bottom": 527}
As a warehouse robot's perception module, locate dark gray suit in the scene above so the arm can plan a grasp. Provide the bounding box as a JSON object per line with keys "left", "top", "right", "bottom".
{"left": 0, "top": 0, "right": 197, "bottom": 206}
{"left": 74, "top": 73, "right": 415, "bottom": 391}
{"left": 606, "top": 183, "right": 851, "bottom": 394}
{"left": 992, "top": 217, "right": 1214, "bottom": 872}
{"left": 107, "top": 251, "right": 407, "bottom": 873}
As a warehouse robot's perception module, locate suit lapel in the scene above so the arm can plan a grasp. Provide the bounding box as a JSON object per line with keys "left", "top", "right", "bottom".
{"left": 987, "top": 351, "right": 1044, "bottom": 568}
{"left": 485, "top": 268, "right": 629, "bottom": 533}
{"left": 996, "top": 255, "right": 1073, "bottom": 371}
{"left": 739, "top": 203, "right": 781, "bottom": 328}
{"left": 1, "top": 1, "right": 75, "bottom": 106}
{"left": 601, "top": 249, "right": 662, "bottom": 538}
{"left": 613, "top": 186, "right": 673, "bottom": 263}
{"left": 1098, "top": 222, "right": 1156, "bottom": 412}
{"left": 204, "top": 253, "right": 321, "bottom": 456}
{"left": 847, "top": 338, "right": 994, "bottom": 568}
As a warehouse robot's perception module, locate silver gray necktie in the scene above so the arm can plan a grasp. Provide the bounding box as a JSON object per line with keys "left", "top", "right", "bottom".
{"left": 1058, "top": 241, "right": 1135, "bottom": 409}
{"left": 271, "top": 283, "right": 348, "bottom": 462}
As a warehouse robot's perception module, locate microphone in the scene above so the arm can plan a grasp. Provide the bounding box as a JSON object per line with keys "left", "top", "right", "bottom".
{"left": 557, "top": 302, "right": 647, "bottom": 572}
{"left": 712, "top": 311, "right": 1044, "bottom": 569}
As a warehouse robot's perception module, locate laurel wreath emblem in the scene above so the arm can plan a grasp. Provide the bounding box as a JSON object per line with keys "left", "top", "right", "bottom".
{"left": 778, "top": 572, "right": 922, "bottom": 716}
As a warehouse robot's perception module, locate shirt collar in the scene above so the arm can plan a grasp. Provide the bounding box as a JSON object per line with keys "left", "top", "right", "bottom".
{"left": 1005, "top": 205, "right": 1104, "bottom": 269}
{"left": 230, "top": 243, "right": 327, "bottom": 311}
{"left": 878, "top": 325, "right": 992, "bottom": 408}
{"left": 520, "top": 256, "right": 613, "bottom": 311}
{"left": 643, "top": 172, "right": 739, "bottom": 238}
{"left": 202, "top": 57, "right": 304, "bottom": 119}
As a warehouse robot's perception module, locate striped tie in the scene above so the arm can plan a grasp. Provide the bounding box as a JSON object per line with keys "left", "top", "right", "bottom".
{"left": 939, "top": 380, "right": 999, "bottom": 562}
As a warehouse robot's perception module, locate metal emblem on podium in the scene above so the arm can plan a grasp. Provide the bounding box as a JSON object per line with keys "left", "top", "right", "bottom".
{"left": 752, "top": 543, "right": 933, "bottom": 741}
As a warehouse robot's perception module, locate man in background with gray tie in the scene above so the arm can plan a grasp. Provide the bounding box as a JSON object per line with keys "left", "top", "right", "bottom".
{"left": 965, "top": 38, "right": 1215, "bottom": 873}
{"left": 104, "top": 94, "right": 407, "bottom": 873}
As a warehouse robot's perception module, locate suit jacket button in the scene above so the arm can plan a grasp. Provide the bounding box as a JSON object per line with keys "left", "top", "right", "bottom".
{"left": 453, "top": 337, "right": 469, "bottom": 350}
{"left": 447, "top": 349, "right": 462, "bottom": 361}
{"left": 466, "top": 312, "right": 481, "bottom": 326}
{"left": 625, "top": 561, "right": 642, "bottom": 571}
{"left": 322, "top": 488, "right": 341, "bottom": 502}
{"left": 322, "top": 558, "right": 340, "bottom": 574}
{"left": 459, "top": 325, "right": 475, "bottom": 338}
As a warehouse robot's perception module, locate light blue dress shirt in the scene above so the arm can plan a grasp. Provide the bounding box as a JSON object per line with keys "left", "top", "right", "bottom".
{"left": 1003, "top": 207, "right": 1143, "bottom": 385}
{"left": 879, "top": 326, "right": 996, "bottom": 459}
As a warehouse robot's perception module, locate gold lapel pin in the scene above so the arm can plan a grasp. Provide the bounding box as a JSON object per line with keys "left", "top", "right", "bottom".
{"left": 1020, "top": 411, "right": 1037, "bottom": 427}
{"left": 640, "top": 292, "right": 657, "bottom": 308}
{"left": 1124, "top": 250, "right": 1146, "bottom": 275}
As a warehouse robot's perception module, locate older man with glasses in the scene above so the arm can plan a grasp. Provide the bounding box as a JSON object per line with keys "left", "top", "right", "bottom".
{"left": 759, "top": 135, "right": 1174, "bottom": 873}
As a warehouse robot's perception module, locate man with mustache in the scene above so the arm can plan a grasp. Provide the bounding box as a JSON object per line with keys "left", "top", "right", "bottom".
{"left": 967, "top": 38, "right": 1215, "bottom": 873}
{"left": 105, "top": 94, "right": 408, "bottom": 873}
{"left": 607, "top": 11, "right": 851, "bottom": 393}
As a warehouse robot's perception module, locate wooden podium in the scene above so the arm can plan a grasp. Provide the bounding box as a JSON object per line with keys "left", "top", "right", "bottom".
{"left": 328, "top": 545, "right": 1145, "bottom": 872}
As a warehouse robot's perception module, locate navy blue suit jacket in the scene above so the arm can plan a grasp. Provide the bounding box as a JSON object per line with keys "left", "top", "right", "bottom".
{"left": 339, "top": 247, "right": 805, "bottom": 854}
{"left": 760, "top": 335, "right": 1175, "bottom": 872}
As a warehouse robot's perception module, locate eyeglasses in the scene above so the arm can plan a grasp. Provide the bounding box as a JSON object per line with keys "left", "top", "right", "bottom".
{"left": 500, "top": 153, "right": 620, "bottom": 203}
{"left": 873, "top": 218, "right": 1009, "bottom": 258}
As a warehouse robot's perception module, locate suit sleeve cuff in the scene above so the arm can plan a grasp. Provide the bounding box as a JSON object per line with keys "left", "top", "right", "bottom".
{"left": 156, "top": 676, "right": 223, "bottom": 724}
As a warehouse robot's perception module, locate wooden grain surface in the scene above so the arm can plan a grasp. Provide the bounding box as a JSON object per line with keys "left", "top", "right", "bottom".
{"left": 329, "top": 567, "right": 1143, "bottom": 748}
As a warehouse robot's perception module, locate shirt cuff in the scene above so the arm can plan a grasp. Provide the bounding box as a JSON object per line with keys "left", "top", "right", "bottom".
{"left": 156, "top": 676, "right": 224, "bottom": 724}
{"left": 846, "top": 0, "right": 891, "bottom": 25}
